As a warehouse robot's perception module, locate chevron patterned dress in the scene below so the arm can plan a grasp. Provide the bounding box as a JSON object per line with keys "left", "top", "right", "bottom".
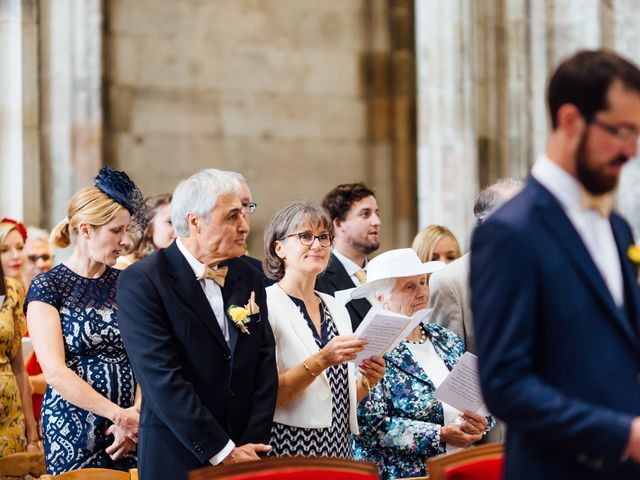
{"left": 269, "top": 299, "right": 351, "bottom": 458}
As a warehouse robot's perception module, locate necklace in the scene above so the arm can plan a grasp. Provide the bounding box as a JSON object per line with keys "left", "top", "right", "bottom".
{"left": 407, "top": 324, "right": 427, "bottom": 344}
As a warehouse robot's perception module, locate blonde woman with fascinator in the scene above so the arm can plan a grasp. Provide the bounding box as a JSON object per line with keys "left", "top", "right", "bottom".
{"left": 24, "top": 168, "right": 146, "bottom": 475}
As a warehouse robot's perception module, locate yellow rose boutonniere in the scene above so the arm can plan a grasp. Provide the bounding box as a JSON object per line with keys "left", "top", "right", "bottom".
{"left": 227, "top": 305, "right": 251, "bottom": 334}
{"left": 227, "top": 291, "right": 260, "bottom": 335}
{"left": 628, "top": 244, "right": 640, "bottom": 265}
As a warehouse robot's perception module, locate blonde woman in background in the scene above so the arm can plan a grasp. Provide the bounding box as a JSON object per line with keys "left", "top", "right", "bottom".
{"left": 25, "top": 168, "right": 145, "bottom": 475}
{"left": 412, "top": 225, "right": 462, "bottom": 265}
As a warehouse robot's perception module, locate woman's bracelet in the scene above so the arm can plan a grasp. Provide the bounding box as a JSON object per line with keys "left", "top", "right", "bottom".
{"left": 302, "top": 362, "right": 318, "bottom": 378}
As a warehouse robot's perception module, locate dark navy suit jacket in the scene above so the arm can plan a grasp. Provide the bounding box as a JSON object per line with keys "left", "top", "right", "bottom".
{"left": 117, "top": 242, "right": 277, "bottom": 480}
{"left": 315, "top": 252, "right": 371, "bottom": 330}
{"left": 471, "top": 178, "right": 640, "bottom": 479}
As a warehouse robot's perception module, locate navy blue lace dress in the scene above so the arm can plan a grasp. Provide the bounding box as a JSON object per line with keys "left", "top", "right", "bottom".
{"left": 25, "top": 264, "right": 136, "bottom": 474}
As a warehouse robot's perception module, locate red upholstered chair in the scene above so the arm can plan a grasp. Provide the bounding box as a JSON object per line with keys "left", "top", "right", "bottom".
{"left": 427, "top": 443, "right": 504, "bottom": 480}
{"left": 189, "top": 456, "right": 380, "bottom": 480}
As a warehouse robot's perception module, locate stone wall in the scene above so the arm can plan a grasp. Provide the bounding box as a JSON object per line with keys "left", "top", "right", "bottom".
{"left": 416, "top": 0, "right": 640, "bottom": 248}
{"left": 105, "top": 0, "right": 400, "bottom": 256}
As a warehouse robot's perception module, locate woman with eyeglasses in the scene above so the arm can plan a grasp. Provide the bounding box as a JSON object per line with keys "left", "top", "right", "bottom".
{"left": 262, "top": 201, "right": 385, "bottom": 458}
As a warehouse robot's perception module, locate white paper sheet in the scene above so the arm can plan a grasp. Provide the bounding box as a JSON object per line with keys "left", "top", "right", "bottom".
{"left": 352, "top": 307, "right": 430, "bottom": 364}
{"left": 435, "top": 352, "right": 490, "bottom": 416}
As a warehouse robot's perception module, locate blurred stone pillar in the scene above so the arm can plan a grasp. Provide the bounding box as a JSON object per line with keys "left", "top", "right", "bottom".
{"left": 0, "top": 0, "right": 40, "bottom": 223}
{"left": 39, "top": 0, "right": 103, "bottom": 229}
{"left": 415, "top": 0, "right": 478, "bottom": 249}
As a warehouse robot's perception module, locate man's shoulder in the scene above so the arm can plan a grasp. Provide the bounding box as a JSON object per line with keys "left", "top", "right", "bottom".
{"left": 225, "top": 256, "right": 264, "bottom": 283}
{"left": 478, "top": 180, "right": 546, "bottom": 238}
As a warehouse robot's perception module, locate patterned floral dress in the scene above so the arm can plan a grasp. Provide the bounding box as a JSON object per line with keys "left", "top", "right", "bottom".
{"left": 25, "top": 265, "right": 136, "bottom": 474}
{"left": 269, "top": 297, "right": 352, "bottom": 458}
{"left": 353, "top": 323, "right": 494, "bottom": 480}
{"left": 0, "top": 277, "right": 28, "bottom": 457}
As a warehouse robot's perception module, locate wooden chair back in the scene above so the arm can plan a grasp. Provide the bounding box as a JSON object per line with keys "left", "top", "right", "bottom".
{"left": 427, "top": 443, "right": 504, "bottom": 480}
{"left": 0, "top": 451, "right": 46, "bottom": 479}
{"left": 189, "top": 456, "right": 380, "bottom": 480}
{"left": 39, "top": 467, "right": 138, "bottom": 479}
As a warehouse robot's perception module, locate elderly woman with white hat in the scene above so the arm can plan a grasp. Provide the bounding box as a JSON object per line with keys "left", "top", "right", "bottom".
{"left": 351, "top": 248, "right": 493, "bottom": 480}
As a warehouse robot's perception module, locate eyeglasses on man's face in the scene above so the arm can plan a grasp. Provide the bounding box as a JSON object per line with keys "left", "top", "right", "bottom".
{"left": 589, "top": 116, "right": 640, "bottom": 143}
{"left": 286, "top": 231, "right": 334, "bottom": 247}
{"left": 242, "top": 202, "right": 257, "bottom": 214}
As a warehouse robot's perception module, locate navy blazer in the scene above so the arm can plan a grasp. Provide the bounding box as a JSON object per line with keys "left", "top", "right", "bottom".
{"left": 471, "top": 178, "right": 640, "bottom": 479}
{"left": 315, "top": 253, "right": 371, "bottom": 330}
{"left": 117, "top": 242, "right": 278, "bottom": 480}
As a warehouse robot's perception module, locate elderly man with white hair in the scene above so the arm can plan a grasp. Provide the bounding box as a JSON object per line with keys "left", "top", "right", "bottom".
{"left": 350, "top": 248, "right": 493, "bottom": 480}
{"left": 117, "top": 169, "right": 278, "bottom": 480}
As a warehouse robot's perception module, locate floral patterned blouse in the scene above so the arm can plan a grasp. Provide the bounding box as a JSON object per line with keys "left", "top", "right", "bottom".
{"left": 353, "top": 323, "right": 494, "bottom": 480}
{"left": 0, "top": 277, "right": 28, "bottom": 457}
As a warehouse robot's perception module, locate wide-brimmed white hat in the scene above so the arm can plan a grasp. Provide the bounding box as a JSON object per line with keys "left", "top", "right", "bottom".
{"left": 350, "top": 248, "right": 445, "bottom": 300}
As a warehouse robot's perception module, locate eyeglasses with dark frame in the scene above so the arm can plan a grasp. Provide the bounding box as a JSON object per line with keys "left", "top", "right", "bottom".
{"left": 286, "top": 231, "right": 334, "bottom": 247}
{"left": 589, "top": 116, "right": 640, "bottom": 143}
{"left": 242, "top": 202, "right": 257, "bottom": 214}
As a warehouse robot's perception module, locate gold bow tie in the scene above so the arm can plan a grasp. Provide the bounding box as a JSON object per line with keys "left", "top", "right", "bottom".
{"left": 580, "top": 189, "right": 613, "bottom": 218}
{"left": 354, "top": 269, "right": 367, "bottom": 285}
{"left": 197, "top": 265, "right": 228, "bottom": 287}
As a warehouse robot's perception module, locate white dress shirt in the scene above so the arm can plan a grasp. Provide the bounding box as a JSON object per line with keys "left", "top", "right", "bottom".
{"left": 176, "top": 237, "right": 228, "bottom": 342}
{"left": 532, "top": 155, "right": 623, "bottom": 306}
{"left": 175, "top": 237, "right": 234, "bottom": 464}
{"left": 333, "top": 249, "right": 368, "bottom": 286}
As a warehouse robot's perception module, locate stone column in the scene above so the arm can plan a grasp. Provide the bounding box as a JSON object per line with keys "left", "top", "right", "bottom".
{"left": 415, "top": 0, "right": 478, "bottom": 249}
{"left": 0, "top": 0, "right": 40, "bottom": 223}
{"left": 610, "top": 0, "right": 640, "bottom": 239}
{"left": 39, "top": 0, "right": 103, "bottom": 229}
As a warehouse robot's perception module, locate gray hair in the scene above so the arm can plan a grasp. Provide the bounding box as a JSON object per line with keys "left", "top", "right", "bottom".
{"left": 473, "top": 178, "right": 523, "bottom": 226}
{"left": 171, "top": 169, "right": 240, "bottom": 237}
{"left": 224, "top": 171, "right": 247, "bottom": 184}
{"left": 365, "top": 278, "right": 397, "bottom": 306}
{"left": 26, "top": 226, "right": 51, "bottom": 244}
{"left": 263, "top": 201, "right": 333, "bottom": 281}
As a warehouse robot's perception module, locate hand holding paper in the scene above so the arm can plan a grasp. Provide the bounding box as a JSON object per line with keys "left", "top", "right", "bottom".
{"left": 351, "top": 307, "right": 431, "bottom": 364}
{"left": 435, "top": 352, "right": 489, "bottom": 416}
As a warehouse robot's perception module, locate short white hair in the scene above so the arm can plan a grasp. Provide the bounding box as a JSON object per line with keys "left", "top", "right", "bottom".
{"left": 224, "top": 171, "right": 247, "bottom": 184}
{"left": 171, "top": 169, "right": 240, "bottom": 237}
{"left": 26, "top": 226, "right": 51, "bottom": 244}
{"left": 366, "top": 278, "right": 397, "bottom": 306}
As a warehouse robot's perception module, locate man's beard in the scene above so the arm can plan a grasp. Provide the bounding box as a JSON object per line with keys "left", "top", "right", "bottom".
{"left": 575, "top": 133, "right": 627, "bottom": 195}
{"left": 349, "top": 236, "right": 380, "bottom": 256}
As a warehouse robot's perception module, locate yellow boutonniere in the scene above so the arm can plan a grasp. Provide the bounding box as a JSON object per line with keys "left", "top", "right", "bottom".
{"left": 227, "top": 306, "right": 251, "bottom": 334}
{"left": 227, "top": 291, "right": 260, "bottom": 334}
{"left": 628, "top": 244, "right": 640, "bottom": 265}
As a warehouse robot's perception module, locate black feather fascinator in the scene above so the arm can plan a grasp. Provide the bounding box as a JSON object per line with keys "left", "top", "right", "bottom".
{"left": 94, "top": 167, "right": 148, "bottom": 231}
